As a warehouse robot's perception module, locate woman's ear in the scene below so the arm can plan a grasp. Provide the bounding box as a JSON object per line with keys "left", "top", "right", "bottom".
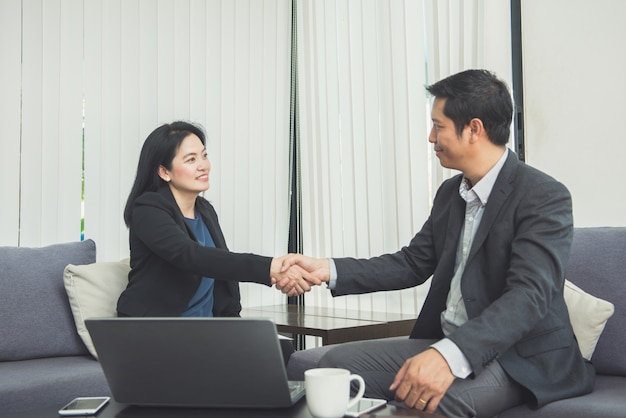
{"left": 157, "top": 165, "right": 170, "bottom": 182}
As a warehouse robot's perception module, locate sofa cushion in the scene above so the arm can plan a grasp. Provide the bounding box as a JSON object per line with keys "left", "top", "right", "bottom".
{"left": 564, "top": 279, "right": 614, "bottom": 360}
{"left": 0, "top": 356, "right": 110, "bottom": 414}
{"left": 64, "top": 259, "right": 130, "bottom": 358}
{"left": 498, "top": 375, "right": 626, "bottom": 418}
{"left": 566, "top": 227, "right": 626, "bottom": 376}
{"left": 0, "top": 240, "right": 96, "bottom": 361}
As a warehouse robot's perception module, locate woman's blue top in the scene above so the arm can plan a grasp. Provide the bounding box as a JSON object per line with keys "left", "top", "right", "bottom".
{"left": 181, "top": 211, "right": 215, "bottom": 317}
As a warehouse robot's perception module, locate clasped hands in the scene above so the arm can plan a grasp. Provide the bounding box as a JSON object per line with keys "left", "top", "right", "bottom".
{"left": 270, "top": 254, "right": 329, "bottom": 297}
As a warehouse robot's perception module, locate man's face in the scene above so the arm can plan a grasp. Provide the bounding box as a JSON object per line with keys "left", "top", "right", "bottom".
{"left": 428, "top": 98, "right": 471, "bottom": 171}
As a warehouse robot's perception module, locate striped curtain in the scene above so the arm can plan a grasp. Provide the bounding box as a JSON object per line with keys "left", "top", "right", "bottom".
{"left": 1, "top": 0, "right": 512, "bottom": 313}
{"left": 297, "top": 0, "right": 432, "bottom": 316}
{"left": 83, "top": 0, "right": 293, "bottom": 307}
{"left": 296, "top": 0, "right": 509, "bottom": 329}
{"left": 1, "top": 0, "right": 84, "bottom": 247}
{"left": 0, "top": 0, "right": 21, "bottom": 245}
{"left": 0, "top": 0, "right": 292, "bottom": 308}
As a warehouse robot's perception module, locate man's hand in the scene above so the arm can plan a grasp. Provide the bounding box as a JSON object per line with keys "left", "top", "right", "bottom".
{"left": 272, "top": 254, "right": 330, "bottom": 294}
{"left": 280, "top": 254, "right": 330, "bottom": 289}
{"left": 389, "top": 348, "right": 455, "bottom": 414}
{"left": 270, "top": 255, "right": 323, "bottom": 296}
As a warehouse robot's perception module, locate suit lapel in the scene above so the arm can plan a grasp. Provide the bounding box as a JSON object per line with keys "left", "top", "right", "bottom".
{"left": 435, "top": 181, "right": 465, "bottom": 289}
{"left": 445, "top": 193, "right": 465, "bottom": 262}
{"left": 467, "top": 151, "right": 517, "bottom": 261}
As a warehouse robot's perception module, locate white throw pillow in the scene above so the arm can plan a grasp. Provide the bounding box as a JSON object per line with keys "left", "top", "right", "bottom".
{"left": 64, "top": 259, "right": 130, "bottom": 358}
{"left": 564, "top": 279, "right": 614, "bottom": 360}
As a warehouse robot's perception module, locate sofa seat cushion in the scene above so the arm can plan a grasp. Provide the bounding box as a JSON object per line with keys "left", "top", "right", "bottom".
{"left": 0, "top": 356, "right": 110, "bottom": 414}
{"left": 0, "top": 240, "right": 96, "bottom": 361}
{"left": 498, "top": 375, "right": 626, "bottom": 418}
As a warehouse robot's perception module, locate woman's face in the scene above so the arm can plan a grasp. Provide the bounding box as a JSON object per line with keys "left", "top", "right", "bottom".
{"left": 158, "top": 134, "right": 211, "bottom": 197}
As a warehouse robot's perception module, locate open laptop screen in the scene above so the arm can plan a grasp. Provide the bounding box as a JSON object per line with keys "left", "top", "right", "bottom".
{"left": 85, "top": 317, "right": 304, "bottom": 408}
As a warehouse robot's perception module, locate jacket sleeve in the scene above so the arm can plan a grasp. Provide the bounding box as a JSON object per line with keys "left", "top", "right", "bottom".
{"left": 332, "top": 177, "right": 455, "bottom": 296}
{"left": 131, "top": 192, "right": 273, "bottom": 286}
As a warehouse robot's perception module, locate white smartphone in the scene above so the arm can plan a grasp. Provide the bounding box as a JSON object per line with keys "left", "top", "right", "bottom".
{"left": 58, "top": 396, "right": 110, "bottom": 416}
{"left": 345, "top": 397, "right": 387, "bottom": 417}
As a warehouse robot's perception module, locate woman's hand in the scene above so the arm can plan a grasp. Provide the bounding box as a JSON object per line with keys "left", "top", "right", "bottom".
{"left": 270, "top": 255, "right": 324, "bottom": 296}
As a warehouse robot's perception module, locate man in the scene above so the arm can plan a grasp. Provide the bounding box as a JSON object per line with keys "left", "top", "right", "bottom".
{"left": 277, "top": 69, "right": 594, "bottom": 417}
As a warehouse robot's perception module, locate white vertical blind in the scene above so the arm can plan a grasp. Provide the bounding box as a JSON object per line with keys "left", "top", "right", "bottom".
{"left": 19, "top": 0, "right": 84, "bottom": 246}
{"left": 4, "top": 0, "right": 291, "bottom": 309}
{"left": 2, "top": 0, "right": 513, "bottom": 314}
{"left": 423, "top": 0, "right": 513, "bottom": 188}
{"left": 205, "top": 0, "right": 293, "bottom": 307}
{"left": 297, "top": 0, "right": 431, "bottom": 315}
{"left": 297, "top": 0, "right": 510, "bottom": 336}
{"left": 0, "top": 0, "right": 22, "bottom": 246}
{"left": 82, "top": 0, "right": 292, "bottom": 307}
{"left": 84, "top": 0, "right": 127, "bottom": 262}
{"left": 424, "top": 0, "right": 485, "bottom": 188}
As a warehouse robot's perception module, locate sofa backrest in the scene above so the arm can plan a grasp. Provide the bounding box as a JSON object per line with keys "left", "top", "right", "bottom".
{"left": 0, "top": 240, "right": 96, "bottom": 361}
{"left": 567, "top": 227, "right": 626, "bottom": 376}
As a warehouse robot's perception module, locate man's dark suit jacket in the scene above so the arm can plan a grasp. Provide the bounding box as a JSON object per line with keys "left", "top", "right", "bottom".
{"left": 332, "top": 150, "right": 595, "bottom": 407}
{"left": 117, "top": 185, "right": 272, "bottom": 317}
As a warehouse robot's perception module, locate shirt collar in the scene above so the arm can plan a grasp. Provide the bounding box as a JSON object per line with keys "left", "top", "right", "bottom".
{"left": 460, "top": 148, "right": 509, "bottom": 206}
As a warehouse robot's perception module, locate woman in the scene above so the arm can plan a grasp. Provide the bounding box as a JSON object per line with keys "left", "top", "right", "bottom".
{"left": 117, "top": 121, "right": 309, "bottom": 317}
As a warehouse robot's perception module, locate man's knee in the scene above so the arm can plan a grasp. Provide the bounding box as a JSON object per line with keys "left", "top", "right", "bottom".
{"left": 318, "top": 344, "right": 349, "bottom": 368}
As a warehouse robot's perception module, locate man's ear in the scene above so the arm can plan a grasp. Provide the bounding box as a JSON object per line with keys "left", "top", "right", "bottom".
{"left": 468, "top": 118, "right": 485, "bottom": 142}
{"left": 158, "top": 166, "right": 170, "bottom": 182}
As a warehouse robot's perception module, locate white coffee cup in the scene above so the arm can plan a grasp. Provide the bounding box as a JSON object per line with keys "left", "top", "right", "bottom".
{"left": 304, "top": 368, "right": 365, "bottom": 418}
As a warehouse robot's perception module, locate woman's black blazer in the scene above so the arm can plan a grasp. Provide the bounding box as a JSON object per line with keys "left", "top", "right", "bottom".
{"left": 117, "top": 185, "right": 272, "bottom": 317}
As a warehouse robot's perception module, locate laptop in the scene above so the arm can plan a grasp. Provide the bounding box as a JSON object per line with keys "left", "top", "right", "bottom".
{"left": 85, "top": 317, "right": 305, "bottom": 408}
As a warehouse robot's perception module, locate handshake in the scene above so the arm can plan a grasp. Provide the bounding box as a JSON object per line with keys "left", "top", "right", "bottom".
{"left": 269, "top": 255, "right": 331, "bottom": 297}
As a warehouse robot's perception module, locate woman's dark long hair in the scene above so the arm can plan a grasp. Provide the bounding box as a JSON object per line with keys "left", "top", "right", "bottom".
{"left": 124, "top": 121, "right": 206, "bottom": 227}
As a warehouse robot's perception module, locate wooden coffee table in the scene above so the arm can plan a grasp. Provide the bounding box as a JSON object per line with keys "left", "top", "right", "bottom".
{"left": 242, "top": 304, "right": 416, "bottom": 345}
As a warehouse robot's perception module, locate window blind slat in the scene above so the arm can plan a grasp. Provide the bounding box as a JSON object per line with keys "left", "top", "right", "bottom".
{"left": 0, "top": 0, "right": 23, "bottom": 245}
{"left": 20, "top": 0, "right": 45, "bottom": 245}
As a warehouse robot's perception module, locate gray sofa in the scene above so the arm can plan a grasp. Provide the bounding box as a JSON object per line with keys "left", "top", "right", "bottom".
{"left": 286, "top": 227, "right": 626, "bottom": 417}
{"left": 1, "top": 228, "right": 623, "bottom": 416}
{"left": 0, "top": 239, "right": 295, "bottom": 415}
{"left": 0, "top": 240, "right": 110, "bottom": 415}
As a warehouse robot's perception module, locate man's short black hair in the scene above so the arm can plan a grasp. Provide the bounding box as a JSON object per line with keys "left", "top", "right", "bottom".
{"left": 426, "top": 69, "right": 513, "bottom": 145}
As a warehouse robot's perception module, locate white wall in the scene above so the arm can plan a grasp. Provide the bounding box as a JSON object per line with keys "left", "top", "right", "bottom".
{"left": 521, "top": 0, "right": 626, "bottom": 227}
